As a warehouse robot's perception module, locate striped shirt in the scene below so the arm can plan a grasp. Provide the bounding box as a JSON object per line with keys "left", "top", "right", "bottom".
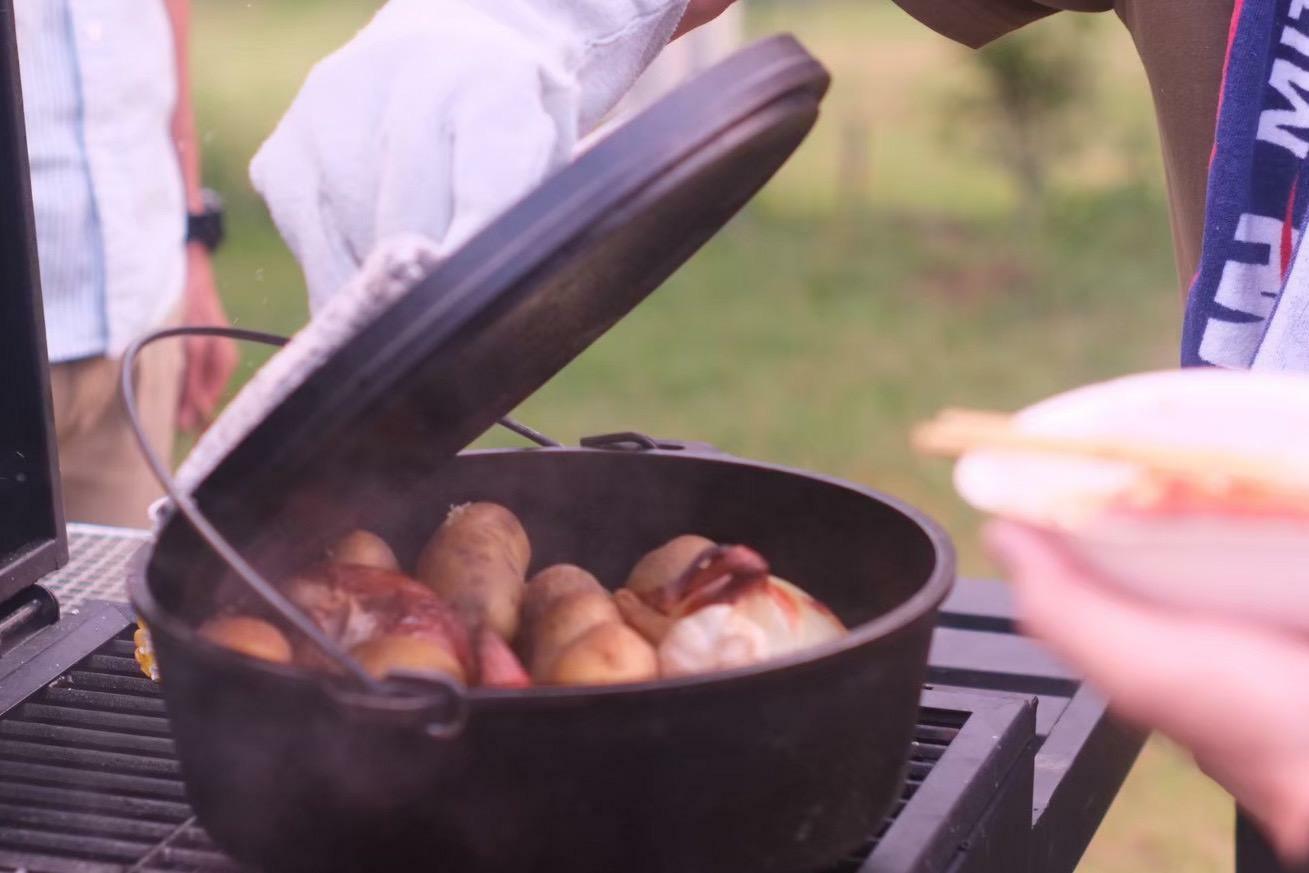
{"left": 14, "top": 0, "right": 185, "bottom": 363}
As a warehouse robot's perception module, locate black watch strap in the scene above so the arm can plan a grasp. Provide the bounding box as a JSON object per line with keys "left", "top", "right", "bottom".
{"left": 187, "top": 188, "right": 225, "bottom": 252}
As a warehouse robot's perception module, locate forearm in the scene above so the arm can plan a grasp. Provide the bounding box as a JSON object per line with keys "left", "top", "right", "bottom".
{"left": 164, "top": 0, "right": 204, "bottom": 215}
{"left": 673, "top": 0, "right": 736, "bottom": 39}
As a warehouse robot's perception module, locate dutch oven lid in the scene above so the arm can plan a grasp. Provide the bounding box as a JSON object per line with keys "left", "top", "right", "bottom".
{"left": 179, "top": 35, "right": 830, "bottom": 579}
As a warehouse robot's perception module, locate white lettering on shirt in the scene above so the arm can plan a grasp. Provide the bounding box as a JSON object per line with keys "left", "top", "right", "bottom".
{"left": 1283, "top": 24, "right": 1309, "bottom": 60}
{"left": 1258, "top": 58, "right": 1309, "bottom": 158}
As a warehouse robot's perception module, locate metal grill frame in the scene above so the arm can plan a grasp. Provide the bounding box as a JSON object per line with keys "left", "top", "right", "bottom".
{"left": 0, "top": 530, "right": 1154, "bottom": 873}
{"left": 0, "top": 604, "right": 1036, "bottom": 873}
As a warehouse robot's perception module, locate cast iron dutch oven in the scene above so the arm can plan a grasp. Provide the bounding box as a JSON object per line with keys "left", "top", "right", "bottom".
{"left": 128, "top": 36, "right": 955, "bottom": 873}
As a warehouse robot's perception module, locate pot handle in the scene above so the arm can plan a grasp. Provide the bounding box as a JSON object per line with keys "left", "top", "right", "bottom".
{"left": 121, "top": 326, "right": 528, "bottom": 738}
{"left": 326, "top": 673, "right": 471, "bottom": 740}
{"left": 580, "top": 432, "right": 722, "bottom": 454}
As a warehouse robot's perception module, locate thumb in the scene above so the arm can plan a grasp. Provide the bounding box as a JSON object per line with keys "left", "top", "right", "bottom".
{"left": 250, "top": 95, "right": 360, "bottom": 310}
{"left": 982, "top": 520, "right": 1068, "bottom": 582}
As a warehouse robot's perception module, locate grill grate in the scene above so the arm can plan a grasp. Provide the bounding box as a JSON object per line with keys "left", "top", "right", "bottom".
{"left": 39, "top": 527, "right": 149, "bottom": 612}
{"left": 0, "top": 631, "right": 964, "bottom": 873}
{"left": 0, "top": 635, "right": 242, "bottom": 873}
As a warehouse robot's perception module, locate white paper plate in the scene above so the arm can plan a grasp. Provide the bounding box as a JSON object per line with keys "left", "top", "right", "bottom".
{"left": 954, "top": 369, "right": 1309, "bottom": 632}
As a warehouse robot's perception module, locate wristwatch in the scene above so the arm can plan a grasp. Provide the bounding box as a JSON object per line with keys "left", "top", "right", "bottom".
{"left": 186, "top": 188, "right": 226, "bottom": 253}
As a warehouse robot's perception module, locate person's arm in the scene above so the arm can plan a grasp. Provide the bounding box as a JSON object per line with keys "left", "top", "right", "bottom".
{"left": 673, "top": 0, "right": 736, "bottom": 39}
{"left": 163, "top": 0, "right": 237, "bottom": 434}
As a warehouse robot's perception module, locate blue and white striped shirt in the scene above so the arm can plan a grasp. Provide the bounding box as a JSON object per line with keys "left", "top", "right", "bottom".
{"left": 15, "top": 0, "right": 185, "bottom": 364}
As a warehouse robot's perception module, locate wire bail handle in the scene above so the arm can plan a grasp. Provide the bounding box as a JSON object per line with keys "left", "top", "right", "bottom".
{"left": 119, "top": 326, "right": 553, "bottom": 738}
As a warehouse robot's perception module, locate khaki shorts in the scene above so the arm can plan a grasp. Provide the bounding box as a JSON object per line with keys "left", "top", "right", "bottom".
{"left": 49, "top": 313, "right": 183, "bottom": 530}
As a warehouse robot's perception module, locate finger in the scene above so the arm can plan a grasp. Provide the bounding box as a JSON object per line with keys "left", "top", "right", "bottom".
{"left": 194, "top": 338, "right": 223, "bottom": 415}
{"left": 1196, "top": 750, "right": 1309, "bottom": 866}
{"left": 982, "top": 521, "right": 1115, "bottom": 653}
{"left": 377, "top": 50, "right": 565, "bottom": 257}
{"left": 177, "top": 337, "right": 198, "bottom": 433}
{"left": 213, "top": 335, "right": 239, "bottom": 395}
{"left": 674, "top": 0, "right": 732, "bottom": 39}
{"left": 179, "top": 335, "right": 211, "bottom": 433}
{"left": 987, "top": 521, "right": 1309, "bottom": 773}
{"left": 189, "top": 335, "right": 237, "bottom": 421}
{"left": 177, "top": 402, "right": 197, "bottom": 435}
{"left": 987, "top": 521, "right": 1309, "bottom": 859}
{"left": 988, "top": 521, "right": 1227, "bottom": 727}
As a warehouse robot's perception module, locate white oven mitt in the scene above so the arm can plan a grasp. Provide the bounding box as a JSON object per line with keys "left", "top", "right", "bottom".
{"left": 250, "top": 0, "right": 690, "bottom": 312}
{"left": 153, "top": 0, "right": 691, "bottom": 528}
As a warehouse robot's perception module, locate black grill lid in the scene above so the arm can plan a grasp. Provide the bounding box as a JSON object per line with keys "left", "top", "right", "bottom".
{"left": 174, "top": 35, "right": 830, "bottom": 582}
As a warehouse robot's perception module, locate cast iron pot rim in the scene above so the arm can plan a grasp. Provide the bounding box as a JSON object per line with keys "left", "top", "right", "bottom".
{"left": 130, "top": 446, "right": 957, "bottom": 705}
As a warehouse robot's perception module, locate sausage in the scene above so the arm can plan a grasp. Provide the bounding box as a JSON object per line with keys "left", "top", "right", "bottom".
{"left": 416, "top": 502, "right": 530, "bottom": 640}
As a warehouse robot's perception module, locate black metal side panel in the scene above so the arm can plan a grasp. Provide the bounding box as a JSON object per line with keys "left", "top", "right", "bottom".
{"left": 1030, "top": 685, "right": 1145, "bottom": 873}
{"left": 948, "top": 732, "right": 1034, "bottom": 873}
{"left": 0, "top": 0, "right": 68, "bottom": 599}
{"left": 863, "top": 691, "right": 1035, "bottom": 873}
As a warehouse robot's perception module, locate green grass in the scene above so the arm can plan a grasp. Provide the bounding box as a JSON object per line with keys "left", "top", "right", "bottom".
{"left": 189, "top": 2, "right": 1229, "bottom": 870}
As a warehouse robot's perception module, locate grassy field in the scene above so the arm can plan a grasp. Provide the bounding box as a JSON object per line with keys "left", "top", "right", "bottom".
{"left": 190, "top": 2, "right": 1228, "bottom": 870}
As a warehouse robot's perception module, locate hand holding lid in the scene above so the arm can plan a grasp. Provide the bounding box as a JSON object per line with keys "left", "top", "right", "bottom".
{"left": 251, "top": 0, "right": 692, "bottom": 310}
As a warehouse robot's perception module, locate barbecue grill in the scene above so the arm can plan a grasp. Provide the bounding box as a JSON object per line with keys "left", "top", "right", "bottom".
{"left": 0, "top": 531, "right": 1090, "bottom": 873}
{"left": 0, "top": 2, "right": 1294, "bottom": 871}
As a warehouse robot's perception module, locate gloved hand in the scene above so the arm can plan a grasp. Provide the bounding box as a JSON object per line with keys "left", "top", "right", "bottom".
{"left": 986, "top": 520, "right": 1309, "bottom": 866}
{"left": 162, "top": 0, "right": 695, "bottom": 512}
{"left": 251, "top": 0, "right": 690, "bottom": 311}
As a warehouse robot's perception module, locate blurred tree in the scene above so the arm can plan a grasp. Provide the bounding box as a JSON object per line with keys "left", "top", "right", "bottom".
{"left": 951, "top": 19, "right": 1096, "bottom": 217}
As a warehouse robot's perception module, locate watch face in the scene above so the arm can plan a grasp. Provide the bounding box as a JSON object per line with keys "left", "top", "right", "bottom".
{"left": 188, "top": 191, "right": 225, "bottom": 251}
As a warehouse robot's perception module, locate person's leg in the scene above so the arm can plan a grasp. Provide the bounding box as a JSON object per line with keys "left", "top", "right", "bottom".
{"left": 48, "top": 326, "right": 183, "bottom": 529}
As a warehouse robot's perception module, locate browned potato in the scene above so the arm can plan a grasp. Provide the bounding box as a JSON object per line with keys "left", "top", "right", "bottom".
{"left": 327, "top": 530, "right": 399, "bottom": 571}
{"left": 352, "top": 635, "right": 466, "bottom": 683}
{"left": 416, "top": 502, "right": 530, "bottom": 640}
{"left": 199, "top": 617, "right": 293, "bottom": 665}
{"left": 420, "top": 502, "right": 530, "bottom": 575}
{"left": 625, "top": 535, "right": 716, "bottom": 602}
{"left": 521, "top": 565, "right": 606, "bottom": 647}
{"left": 542, "top": 623, "right": 658, "bottom": 686}
{"left": 613, "top": 589, "right": 675, "bottom": 645}
{"left": 529, "top": 590, "right": 622, "bottom": 679}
